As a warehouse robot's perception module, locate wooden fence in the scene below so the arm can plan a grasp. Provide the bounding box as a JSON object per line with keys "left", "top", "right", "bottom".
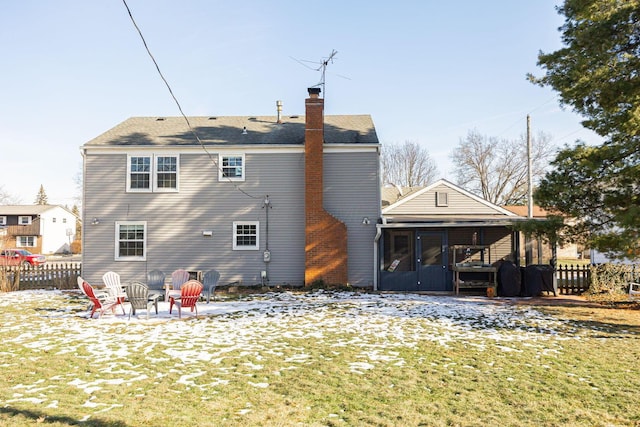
{"left": 2, "top": 263, "right": 81, "bottom": 291}
{"left": 0, "top": 262, "right": 635, "bottom": 296}
{"left": 556, "top": 264, "right": 591, "bottom": 295}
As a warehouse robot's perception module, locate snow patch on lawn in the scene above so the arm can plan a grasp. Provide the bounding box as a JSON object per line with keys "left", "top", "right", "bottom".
{"left": 0, "top": 289, "right": 579, "bottom": 422}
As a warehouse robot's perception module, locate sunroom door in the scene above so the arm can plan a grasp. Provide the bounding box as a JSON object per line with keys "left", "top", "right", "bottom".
{"left": 417, "top": 231, "right": 448, "bottom": 291}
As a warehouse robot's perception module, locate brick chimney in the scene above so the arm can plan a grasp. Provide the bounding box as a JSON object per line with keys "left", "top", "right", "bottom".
{"left": 304, "top": 87, "right": 348, "bottom": 286}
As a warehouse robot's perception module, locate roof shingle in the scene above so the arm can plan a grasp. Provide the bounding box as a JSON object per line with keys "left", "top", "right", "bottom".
{"left": 84, "top": 115, "right": 379, "bottom": 147}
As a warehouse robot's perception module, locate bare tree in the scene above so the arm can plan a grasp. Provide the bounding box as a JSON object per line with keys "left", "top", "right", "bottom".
{"left": 73, "top": 162, "right": 83, "bottom": 209}
{"left": 0, "top": 186, "right": 21, "bottom": 205}
{"left": 381, "top": 141, "right": 438, "bottom": 187}
{"left": 450, "top": 129, "right": 555, "bottom": 205}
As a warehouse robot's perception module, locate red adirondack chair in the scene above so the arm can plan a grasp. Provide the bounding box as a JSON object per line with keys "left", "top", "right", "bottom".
{"left": 80, "top": 279, "right": 121, "bottom": 319}
{"left": 169, "top": 279, "right": 203, "bottom": 319}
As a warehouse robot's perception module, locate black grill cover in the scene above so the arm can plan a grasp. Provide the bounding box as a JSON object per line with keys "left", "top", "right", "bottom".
{"left": 522, "top": 265, "right": 554, "bottom": 297}
{"left": 497, "top": 261, "right": 521, "bottom": 297}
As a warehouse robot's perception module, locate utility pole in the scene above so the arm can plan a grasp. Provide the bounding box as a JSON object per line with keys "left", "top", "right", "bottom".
{"left": 527, "top": 115, "right": 533, "bottom": 219}
{"left": 525, "top": 114, "right": 533, "bottom": 266}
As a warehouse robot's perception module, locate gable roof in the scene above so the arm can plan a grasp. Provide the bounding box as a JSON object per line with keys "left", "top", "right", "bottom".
{"left": 0, "top": 205, "right": 71, "bottom": 216}
{"left": 84, "top": 115, "right": 379, "bottom": 147}
{"left": 382, "top": 179, "right": 520, "bottom": 222}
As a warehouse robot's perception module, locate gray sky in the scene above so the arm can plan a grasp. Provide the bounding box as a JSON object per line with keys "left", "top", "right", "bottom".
{"left": 0, "top": 1, "right": 602, "bottom": 206}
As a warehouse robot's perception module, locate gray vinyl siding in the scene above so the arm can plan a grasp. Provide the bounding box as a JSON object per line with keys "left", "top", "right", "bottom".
{"left": 324, "top": 151, "right": 381, "bottom": 287}
{"left": 82, "top": 151, "right": 307, "bottom": 286}
{"left": 82, "top": 148, "right": 379, "bottom": 287}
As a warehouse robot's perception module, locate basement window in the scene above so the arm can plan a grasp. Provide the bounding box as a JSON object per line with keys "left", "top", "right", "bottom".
{"left": 436, "top": 191, "right": 449, "bottom": 207}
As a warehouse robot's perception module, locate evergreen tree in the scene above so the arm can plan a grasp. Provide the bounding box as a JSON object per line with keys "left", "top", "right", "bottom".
{"left": 35, "top": 185, "right": 48, "bottom": 205}
{"left": 529, "top": 0, "right": 640, "bottom": 258}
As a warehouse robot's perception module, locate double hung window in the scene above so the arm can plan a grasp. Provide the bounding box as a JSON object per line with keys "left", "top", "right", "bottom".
{"left": 127, "top": 154, "right": 179, "bottom": 192}
{"left": 17, "top": 236, "right": 36, "bottom": 247}
{"left": 115, "top": 221, "right": 147, "bottom": 260}
{"left": 219, "top": 154, "right": 245, "bottom": 181}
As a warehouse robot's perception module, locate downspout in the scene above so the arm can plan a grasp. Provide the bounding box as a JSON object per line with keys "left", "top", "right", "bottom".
{"left": 80, "top": 147, "right": 87, "bottom": 270}
{"left": 373, "top": 224, "right": 382, "bottom": 291}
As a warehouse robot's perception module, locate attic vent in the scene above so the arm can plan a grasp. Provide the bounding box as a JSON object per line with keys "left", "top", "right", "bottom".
{"left": 249, "top": 117, "right": 257, "bottom": 121}
{"left": 208, "top": 117, "right": 217, "bottom": 120}
{"left": 289, "top": 115, "right": 299, "bottom": 118}
{"left": 156, "top": 117, "right": 166, "bottom": 121}
{"left": 436, "top": 191, "right": 449, "bottom": 207}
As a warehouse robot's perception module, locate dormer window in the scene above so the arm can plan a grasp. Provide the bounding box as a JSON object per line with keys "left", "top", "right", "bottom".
{"left": 436, "top": 191, "right": 448, "bottom": 207}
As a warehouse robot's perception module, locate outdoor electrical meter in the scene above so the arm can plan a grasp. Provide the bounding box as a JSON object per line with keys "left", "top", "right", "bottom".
{"left": 263, "top": 250, "right": 271, "bottom": 262}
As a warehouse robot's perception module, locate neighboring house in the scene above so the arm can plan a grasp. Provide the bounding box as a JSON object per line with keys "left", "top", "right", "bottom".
{"left": 590, "top": 249, "right": 639, "bottom": 265}
{"left": 0, "top": 205, "right": 78, "bottom": 254}
{"left": 377, "top": 179, "right": 526, "bottom": 291}
{"left": 80, "top": 88, "right": 381, "bottom": 287}
{"left": 381, "top": 184, "right": 424, "bottom": 209}
{"left": 503, "top": 205, "right": 581, "bottom": 262}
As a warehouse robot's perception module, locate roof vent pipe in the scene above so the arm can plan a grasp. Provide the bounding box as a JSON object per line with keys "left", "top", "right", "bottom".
{"left": 276, "top": 100, "right": 283, "bottom": 123}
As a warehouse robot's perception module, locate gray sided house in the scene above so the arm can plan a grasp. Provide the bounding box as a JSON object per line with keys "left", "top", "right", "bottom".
{"left": 81, "top": 89, "right": 381, "bottom": 288}
{"left": 377, "top": 179, "right": 525, "bottom": 292}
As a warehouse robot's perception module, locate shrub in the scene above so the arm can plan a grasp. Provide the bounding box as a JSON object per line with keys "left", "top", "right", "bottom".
{"left": 588, "top": 263, "right": 639, "bottom": 296}
{"left": 0, "top": 266, "right": 19, "bottom": 293}
{"left": 70, "top": 240, "right": 82, "bottom": 254}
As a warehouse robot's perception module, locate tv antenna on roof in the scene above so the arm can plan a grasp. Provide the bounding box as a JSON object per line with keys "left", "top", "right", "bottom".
{"left": 290, "top": 49, "right": 350, "bottom": 99}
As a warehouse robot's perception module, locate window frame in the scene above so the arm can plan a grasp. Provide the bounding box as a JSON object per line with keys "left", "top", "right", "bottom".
{"left": 435, "top": 191, "right": 449, "bottom": 207}
{"left": 0, "top": 216, "right": 6, "bottom": 226}
{"left": 219, "top": 153, "right": 245, "bottom": 182}
{"left": 17, "top": 236, "right": 36, "bottom": 247}
{"left": 19, "top": 216, "right": 32, "bottom": 225}
{"left": 127, "top": 155, "right": 152, "bottom": 192}
{"left": 153, "top": 154, "right": 179, "bottom": 192}
{"left": 126, "top": 154, "right": 179, "bottom": 193}
{"left": 232, "top": 221, "right": 259, "bottom": 250}
{"left": 114, "top": 221, "right": 147, "bottom": 261}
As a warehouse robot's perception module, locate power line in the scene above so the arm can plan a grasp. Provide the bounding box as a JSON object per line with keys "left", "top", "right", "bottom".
{"left": 121, "top": 0, "right": 260, "bottom": 200}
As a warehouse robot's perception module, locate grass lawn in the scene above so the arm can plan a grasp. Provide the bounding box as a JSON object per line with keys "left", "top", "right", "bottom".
{"left": 0, "top": 290, "right": 639, "bottom": 426}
